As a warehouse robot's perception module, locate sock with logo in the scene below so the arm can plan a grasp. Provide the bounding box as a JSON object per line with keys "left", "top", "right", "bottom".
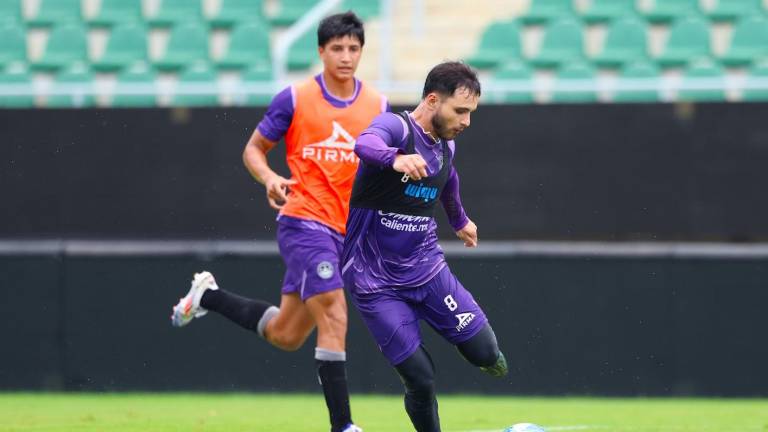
{"left": 200, "top": 289, "right": 279, "bottom": 338}
{"left": 316, "top": 348, "right": 354, "bottom": 432}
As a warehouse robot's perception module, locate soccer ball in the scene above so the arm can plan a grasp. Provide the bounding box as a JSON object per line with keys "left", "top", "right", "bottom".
{"left": 504, "top": 423, "right": 546, "bottom": 432}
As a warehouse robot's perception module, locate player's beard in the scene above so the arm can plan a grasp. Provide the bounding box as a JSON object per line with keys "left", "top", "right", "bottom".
{"left": 431, "top": 111, "right": 455, "bottom": 140}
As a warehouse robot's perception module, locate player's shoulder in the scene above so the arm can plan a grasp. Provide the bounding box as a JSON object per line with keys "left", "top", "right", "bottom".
{"left": 357, "top": 79, "right": 389, "bottom": 112}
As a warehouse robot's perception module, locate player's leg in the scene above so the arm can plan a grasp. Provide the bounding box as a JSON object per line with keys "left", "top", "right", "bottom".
{"left": 305, "top": 288, "right": 355, "bottom": 432}
{"left": 394, "top": 346, "right": 441, "bottom": 432}
{"left": 419, "top": 267, "right": 508, "bottom": 377}
{"left": 348, "top": 286, "right": 436, "bottom": 431}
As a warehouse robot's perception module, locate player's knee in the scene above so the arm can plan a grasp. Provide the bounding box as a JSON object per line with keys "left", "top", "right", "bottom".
{"left": 404, "top": 373, "right": 436, "bottom": 399}
{"left": 457, "top": 324, "right": 502, "bottom": 368}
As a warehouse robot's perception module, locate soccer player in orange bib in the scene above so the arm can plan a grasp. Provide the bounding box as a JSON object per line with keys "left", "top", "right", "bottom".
{"left": 170, "top": 12, "right": 387, "bottom": 432}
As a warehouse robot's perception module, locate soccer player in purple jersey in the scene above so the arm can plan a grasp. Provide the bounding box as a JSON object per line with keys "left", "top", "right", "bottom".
{"left": 170, "top": 12, "right": 388, "bottom": 432}
{"left": 342, "top": 62, "right": 508, "bottom": 432}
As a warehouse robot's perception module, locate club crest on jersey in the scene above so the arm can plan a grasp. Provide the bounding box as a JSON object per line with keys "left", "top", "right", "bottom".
{"left": 302, "top": 121, "right": 358, "bottom": 163}
{"left": 455, "top": 312, "right": 476, "bottom": 331}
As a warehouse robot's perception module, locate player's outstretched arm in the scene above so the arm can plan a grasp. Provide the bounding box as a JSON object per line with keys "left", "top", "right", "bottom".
{"left": 242, "top": 129, "right": 297, "bottom": 210}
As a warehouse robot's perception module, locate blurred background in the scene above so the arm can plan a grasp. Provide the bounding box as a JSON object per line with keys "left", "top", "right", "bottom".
{"left": 1, "top": 0, "right": 768, "bottom": 399}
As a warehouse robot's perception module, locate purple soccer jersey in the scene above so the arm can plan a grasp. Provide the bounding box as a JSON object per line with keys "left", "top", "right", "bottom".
{"left": 256, "top": 75, "right": 388, "bottom": 299}
{"left": 341, "top": 112, "right": 469, "bottom": 292}
{"left": 341, "top": 112, "right": 488, "bottom": 365}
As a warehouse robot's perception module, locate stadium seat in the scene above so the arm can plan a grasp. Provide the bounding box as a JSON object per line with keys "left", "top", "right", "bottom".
{"left": 216, "top": 23, "right": 271, "bottom": 70}
{"left": 580, "top": 0, "right": 637, "bottom": 24}
{"left": 92, "top": 24, "right": 148, "bottom": 71}
{"left": 287, "top": 30, "right": 317, "bottom": 70}
{"left": 0, "top": 0, "right": 22, "bottom": 26}
{"left": 706, "top": 0, "right": 763, "bottom": 22}
{"left": 551, "top": 61, "right": 597, "bottom": 103}
{"left": 343, "top": 0, "right": 380, "bottom": 20}
{"left": 718, "top": 17, "right": 768, "bottom": 66}
{"left": 270, "top": 0, "right": 316, "bottom": 26}
{"left": 147, "top": 0, "right": 203, "bottom": 27}
{"left": 592, "top": 17, "right": 648, "bottom": 68}
{"left": 243, "top": 63, "right": 274, "bottom": 105}
{"left": 154, "top": 23, "right": 209, "bottom": 71}
{"left": 467, "top": 20, "right": 521, "bottom": 70}
{"left": 678, "top": 59, "right": 725, "bottom": 102}
{"left": 112, "top": 64, "right": 157, "bottom": 107}
{"left": 27, "top": 0, "right": 82, "bottom": 27}
{"left": 742, "top": 62, "right": 768, "bottom": 102}
{"left": 0, "top": 68, "right": 34, "bottom": 107}
{"left": 655, "top": 18, "right": 711, "bottom": 68}
{"left": 612, "top": 61, "right": 661, "bottom": 102}
{"left": 0, "top": 24, "right": 27, "bottom": 69}
{"left": 641, "top": 0, "right": 700, "bottom": 23}
{"left": 88, "top": 0, "right": 143, "bottom": 27}
{"left": 172, "top": 62, "right": 219, "bottom": 106}
{"left": 46, "top": 64, "right": 95, "bottom": 107}
{"left": 208, "top": 0, "right": 264, "bottom": 28}
{"left": 520, "top": 0, "right": 574, "bottom": 25}
{"left": 32, "top": 24, "right": 88, "bottom": 71}
{"left": 491, "top": 60, "right": 534, "bottom": 103}
{"left": 528, "top": 19, "right": 584, "bottom": 68}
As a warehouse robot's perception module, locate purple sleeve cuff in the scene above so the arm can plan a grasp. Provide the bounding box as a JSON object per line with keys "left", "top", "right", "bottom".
{"left": 355, "top": 132, "right": 399, "bottom": 167}
{"left": 440, "top": 166, "right": 469, "bottom": 231}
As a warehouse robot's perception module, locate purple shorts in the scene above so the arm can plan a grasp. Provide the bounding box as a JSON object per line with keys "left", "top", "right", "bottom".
{"left": 347, "top": 267, "right": 488, "bottom": 365}
{"left": 277, "top": 216, "right": 344, "bottom": 301}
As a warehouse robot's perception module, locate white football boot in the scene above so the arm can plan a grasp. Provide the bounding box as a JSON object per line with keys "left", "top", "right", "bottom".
{"left": 341, "top": 424, "right": 363, "bottom": 432}
{"left": 171, "top": 271, "right": 218, "bottom": 327}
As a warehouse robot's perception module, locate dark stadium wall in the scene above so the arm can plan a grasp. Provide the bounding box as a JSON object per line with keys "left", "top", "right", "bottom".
{"left": 1, "top": 251, "right": 767, "bottom": 396}
{"left": 2, "top": 103, "right": 768, "bottom": 241}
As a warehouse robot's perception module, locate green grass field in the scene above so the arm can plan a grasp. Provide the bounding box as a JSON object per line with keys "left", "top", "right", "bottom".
{"left": 1, "top": 393, "right": 767, "bottom": 432}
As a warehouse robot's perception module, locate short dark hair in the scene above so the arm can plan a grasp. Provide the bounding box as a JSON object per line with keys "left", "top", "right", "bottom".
{"left": 421, "top": 61, "right": 481, "bottom": 99}
{"left": 317, "top": 11, "right": 365, "bottom": 47}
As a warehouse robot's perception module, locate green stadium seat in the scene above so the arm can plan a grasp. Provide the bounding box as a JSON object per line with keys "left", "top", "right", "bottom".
{"left": 580, "top": 0, "right": 637, "bottom": 24}
{"left": 520, "top": 0, "right": 574, "bottom": 25}
{"left": 0, "top": 0, "right": 22, "bottom": 26}
{"left": 0, "top": 24, "right": 27, "bottom": 69}
{"left": 678, "top": 59, "right": 725, "bottom": 102}
{"left": 93, "top": 24, "right": 148, "bottom": 71}
{"left": 270, "top": 0, "right": 315, "bottom": 26}
{"left": 154, "top": 23, "right": 209, "bottom": 71}
{"left": 112, "top": 64, "right": 157, "bottom": 107}
{"left": 655, "top": 18, "right": 711, "bottom": 68}
{"left": 491, "top": 60, "right": 534, "bottom": 103}
{"left": 343, "top": 0, "right": 380, "bottom": 20}
{"left": 32, "top": 24, "right": 88, "bottom": 71}
{"left": 27, "top": 0, "right": 82, "bottom": 27}
{"left": 148, "top": 0, "right": 203, "bottom": 27}
{"left": 742, "top": 62, "right": 768, "bottom": 101}
{"left": 88, "top": 0, "right": 143, "bottom": 27}
{"left": 172, "top": 62, "right": 219, "bottom": 107}
{"left": 0, "top": 68, "right": 34, "bottom": 107}
{"left": 551, "top": 61, "right": 597, "bottom": 103}
{"left": 217, "top": 23, "right": 270, "bottom": 70}
{"left": 706, "top": 0, "right": 763, "bottom": 22}
{"left": 287, "top": 30, "right": 317, "bottom": 71}
{"left": 613, "top": 61, "right": 660, "bottom": 102}
{"left": 46, "top": 64, "right": 95, "bottom": 107}
{"left": 467, "top": 20, "right": 520, "bottom": 70}
{"left": 529, "top": 19, "right": 583, "bottom": 68}
{"left": 641, "top": 0, "right": 699, "bottom": 23}
{"left": 243, "top": 63, "right": 274, "bottom": 105}
{"left": 208, "top": 0, "right": 264, "bottom": 28}
{"left": 592, "top": 17, "right": 648, "bottom": 68}
{"left": 719, "top": 17, "right": 768, "bottom": 66}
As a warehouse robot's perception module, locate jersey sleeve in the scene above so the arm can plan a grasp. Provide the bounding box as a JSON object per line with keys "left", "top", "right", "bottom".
{"left": 256, "top": 86, "right": 294, "bottom": 142}
{"left": 440, "top": 165, "right": 469, "bottom": 231}
{"left": 354, "top": 112, "right": 407, "bottom": 167}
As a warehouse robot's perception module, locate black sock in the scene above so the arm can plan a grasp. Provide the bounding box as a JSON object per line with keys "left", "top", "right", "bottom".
{"left": 316, "top": 358, "right": 353, "bottom": 432}
{"left": 395, "top": 346, "right": 441, "bottom": 432}
{"left": 200, "top": 289, "right": 274, "bottom": 334}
